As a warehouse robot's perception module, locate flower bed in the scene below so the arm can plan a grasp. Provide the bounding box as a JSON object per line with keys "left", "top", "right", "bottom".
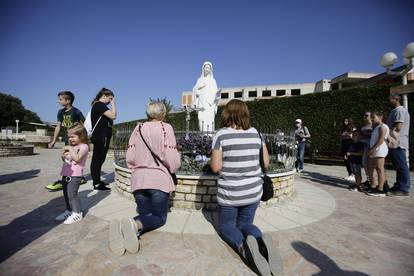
{"left": 113, "top": 129, "right": 297, "bottom": 210}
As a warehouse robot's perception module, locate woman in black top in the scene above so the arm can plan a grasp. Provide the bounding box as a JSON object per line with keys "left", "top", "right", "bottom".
{"left": 341, "top": 118, "right": 356, "bottom": 181}
{"left": 90, "top": 88, "right": 117, "bottom": 190}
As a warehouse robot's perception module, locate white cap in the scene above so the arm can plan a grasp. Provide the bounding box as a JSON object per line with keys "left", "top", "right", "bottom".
{"left": 295, "top": 119, "right": 302, "bottom": 123}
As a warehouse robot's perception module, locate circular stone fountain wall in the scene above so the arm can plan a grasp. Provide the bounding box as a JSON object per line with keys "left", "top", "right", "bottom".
{"left": 0, "top": 145, "right": 34, "bottom": 157}
{"left": 114, "top": 163, "right": 295, "bottom": 210}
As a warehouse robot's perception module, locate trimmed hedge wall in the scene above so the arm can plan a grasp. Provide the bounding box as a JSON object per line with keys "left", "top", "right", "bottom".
{"left": 116, "top": 84, "right": 414, "bottom": 167}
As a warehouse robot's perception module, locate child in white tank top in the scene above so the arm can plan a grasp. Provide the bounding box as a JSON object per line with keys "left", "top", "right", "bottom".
{"left": 367, "top": 111, "right": 389, "bottom": 197}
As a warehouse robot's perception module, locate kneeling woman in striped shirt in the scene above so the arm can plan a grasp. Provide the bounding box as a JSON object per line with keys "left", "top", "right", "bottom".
{"left": 211, "top": 99, "right": 282, "bottom": 276}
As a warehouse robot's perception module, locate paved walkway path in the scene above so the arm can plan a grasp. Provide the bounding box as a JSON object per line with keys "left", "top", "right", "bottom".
{"left": 86, "top": 178, "right": 336, "bottom": 234}
{"left": 0, "top": 148, "right": 413, "bottom": 275}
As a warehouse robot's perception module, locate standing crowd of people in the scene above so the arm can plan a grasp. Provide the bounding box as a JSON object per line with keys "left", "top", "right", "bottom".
{"left": 285, "top": 93, "right": 410, "bottom": 199}
{"left": 340, "top": 93, "right": 410, "bottom": 197}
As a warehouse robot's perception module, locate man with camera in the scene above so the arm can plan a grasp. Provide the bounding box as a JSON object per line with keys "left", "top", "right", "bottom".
{"left": 291, "top": 119, "right": 311, "bottom": 173}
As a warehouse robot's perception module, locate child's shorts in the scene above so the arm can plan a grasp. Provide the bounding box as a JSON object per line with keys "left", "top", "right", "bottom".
{"left": 350, "top": 162, "right": 362, "bottom": 176}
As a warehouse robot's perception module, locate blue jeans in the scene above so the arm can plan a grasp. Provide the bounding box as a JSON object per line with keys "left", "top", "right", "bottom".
{"left": 295, "top": 142, "right": 305, "bottom": 170}
{"left": 389, "top": 148, "right": 411, "bottom": 192}
{"left": 218, "top": 201, "right": 262, "bottom": 251}
{"left": 133, "top": 189, "right": 170, "bottom": 233}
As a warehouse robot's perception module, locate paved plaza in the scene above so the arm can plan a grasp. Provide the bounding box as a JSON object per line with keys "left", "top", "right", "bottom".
{"left": 0, "top": 148, "right": 413, "bottom": 276}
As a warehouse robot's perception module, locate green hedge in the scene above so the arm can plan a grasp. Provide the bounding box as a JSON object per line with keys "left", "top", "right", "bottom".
{"left": 115, "top": 84, "right": 414, "bottom": 167}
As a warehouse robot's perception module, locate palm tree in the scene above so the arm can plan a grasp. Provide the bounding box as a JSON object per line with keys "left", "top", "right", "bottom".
{"left": 150, "top": 97, "right": 173, "bottom": 117}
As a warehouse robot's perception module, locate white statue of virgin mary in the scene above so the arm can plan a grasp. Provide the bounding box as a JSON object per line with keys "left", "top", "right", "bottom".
{"left": 192, "top": 61, "right": 219, "bottom": 132}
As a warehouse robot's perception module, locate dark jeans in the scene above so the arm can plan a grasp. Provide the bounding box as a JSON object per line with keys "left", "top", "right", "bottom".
{"left": 389, "top": 148, "right": 411, "bottom": 192}
{"left": 341, "top": 139, "right": 353, "bottom": 175}
{"left": 90, "top": 131, "right": 112, "bottom": 185}
{"left": 343, "top": 159, "right": 352, "bottom": 176}
{"left": 295, "top": 142, "right": 305, "bottom": 170}
{"left": 218, "top": 201, "right": 262, "bottom": 251}
{"left": 62, "top": 176, "right": 81, "bottom": 213}
{"left": 133, "top": 189, "right": 170, "bottom": 233}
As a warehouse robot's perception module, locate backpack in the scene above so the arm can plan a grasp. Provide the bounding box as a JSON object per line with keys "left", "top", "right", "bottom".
{"left": 84, "top": 109, "right": 102, "bottom": 138}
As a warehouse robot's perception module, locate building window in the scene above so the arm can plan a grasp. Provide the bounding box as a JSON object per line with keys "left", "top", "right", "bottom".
{"left": 182, "top": 95, "right": 187, "bottom": 106}
{"left": 234, "top": 91, "right": 243, "bottom": 98}
{"left": 221, "top": 93, "right": 229, "bottom": 99}
{"left": 276, "top": 89, "right": 286, "bottom": 96}
{"left": 248, "top": 91, "right": 257, "bottom": 97}
{"left": 187, "top": 95, "right": 192, "bottom": 106}
{"left": 291, "top": 89, "right": 301, "bottom": 96}
{"left": 262, "top": 90, "right": 271, "bottom": 97}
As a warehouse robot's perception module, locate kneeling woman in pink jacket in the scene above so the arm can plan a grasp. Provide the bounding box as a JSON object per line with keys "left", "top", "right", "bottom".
{"left": 109, "top": 100, "right": 181, "bottom": 256}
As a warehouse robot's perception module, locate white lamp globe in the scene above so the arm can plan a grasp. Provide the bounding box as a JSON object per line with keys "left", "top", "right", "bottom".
{"left": 381, "top": 52, "right": 398, "bottom": 69}
{"left": 403, "top": 56, "right": 410, "bottom": 65}
{"left": 403, "top": 42, "right": 414, "bottom": 59}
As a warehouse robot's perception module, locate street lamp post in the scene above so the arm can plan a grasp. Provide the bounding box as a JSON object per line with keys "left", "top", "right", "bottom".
{"left": 15, "top": 120, "right": 19, "bottom": 140}
{"left": 402, "top": 42, "right": 414, "bottom": 87}
{"left": 381, "top": 42, "right": 414, "bottom": 109}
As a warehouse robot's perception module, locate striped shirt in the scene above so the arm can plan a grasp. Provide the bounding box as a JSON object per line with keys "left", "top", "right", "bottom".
{"left": 212, "top": 127, "right": 263, "bottom": 206}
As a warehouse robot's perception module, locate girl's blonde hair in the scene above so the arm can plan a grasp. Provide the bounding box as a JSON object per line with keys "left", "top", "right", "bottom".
{"left": 67, "top": 123, "right": 88, "bottom": 144}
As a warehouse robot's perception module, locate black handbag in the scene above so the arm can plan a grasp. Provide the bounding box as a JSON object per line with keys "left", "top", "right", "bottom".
{"left": 139, "top": 125, "right": 178, "bottom": 185}
{"left": 258, "top": 131, "right": 274, "bottom": 201}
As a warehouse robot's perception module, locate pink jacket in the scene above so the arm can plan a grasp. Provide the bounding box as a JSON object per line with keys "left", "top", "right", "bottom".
{"left": 126, "top": 121, "right": 181, "bottom": 193}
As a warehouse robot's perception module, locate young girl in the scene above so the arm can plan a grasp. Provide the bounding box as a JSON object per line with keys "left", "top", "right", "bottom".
{"left": 346, "top": 129, "right": 364, "bottom": 191}
{"left": 55, "top": 123, "right": 89, "bottom": 224}
{"left": 341, "top": 118, "right": 356, "bottom": 181}
{"left": 367, "top": 111, "right": 389, "bottom": 197}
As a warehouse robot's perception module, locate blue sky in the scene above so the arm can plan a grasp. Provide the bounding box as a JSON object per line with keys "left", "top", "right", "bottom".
{"left": 0, "top": 0, "right": 413, "bottom": 123}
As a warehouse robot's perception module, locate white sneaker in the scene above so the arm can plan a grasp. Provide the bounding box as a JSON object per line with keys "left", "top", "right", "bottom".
{"left": 121, "top": 218, "right": 140, "bottom": 254}
{"left": 63, "top": 212, "right": 83, "bottom": 224}
{"left": 55, "top": 210, "right": 71, "bottom": 221}
{"left": 109, "top": 220, "right": 126, "bottom": 256}
{"left": 348, "top": 175, "right": 356, "bottom": 182}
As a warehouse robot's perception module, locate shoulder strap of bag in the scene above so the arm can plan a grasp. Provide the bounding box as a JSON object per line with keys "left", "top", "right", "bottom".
{"left": 256, "top": 129, "right": 267, "bottom": 173}
{"left": 91, "top": 103, "right": 103, "bottom": 135}
{"left": 138, "top": 124, "right": 173, "bottom": 174}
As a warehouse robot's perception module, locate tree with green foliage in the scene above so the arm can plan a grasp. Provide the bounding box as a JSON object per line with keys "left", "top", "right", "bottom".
{"left": 0, "top": 92, "right": 43, "bottom": 130}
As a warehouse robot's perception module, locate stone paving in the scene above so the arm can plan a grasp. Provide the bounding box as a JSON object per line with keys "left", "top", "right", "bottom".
{"left": 0, "top": 148, "right": 413, "bottom": 276}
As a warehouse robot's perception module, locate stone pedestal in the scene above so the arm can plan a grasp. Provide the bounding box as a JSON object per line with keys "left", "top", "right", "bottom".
{"left": 114, "top": 163, "right": 295, "bottom": 210}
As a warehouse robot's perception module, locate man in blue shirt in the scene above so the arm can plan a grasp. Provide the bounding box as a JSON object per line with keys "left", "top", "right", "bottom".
{"left": 386, "top": 93, "right": 411, "bottom": 196}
